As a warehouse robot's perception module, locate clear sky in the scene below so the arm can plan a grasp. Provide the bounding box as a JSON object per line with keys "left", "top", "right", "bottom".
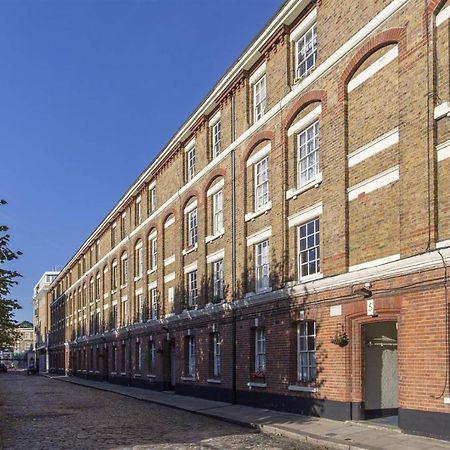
{"left": 0, "top": 0, "right": 281, "bottom": 322}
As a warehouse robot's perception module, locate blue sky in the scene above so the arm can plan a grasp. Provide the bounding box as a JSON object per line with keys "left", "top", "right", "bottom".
{"left": 0, "top": 0, "right": 281, "bottom": 322}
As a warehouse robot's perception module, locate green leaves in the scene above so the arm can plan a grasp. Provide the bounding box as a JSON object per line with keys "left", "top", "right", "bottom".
{"left": 0, "top": 199, "right": 22, "bottom": 348}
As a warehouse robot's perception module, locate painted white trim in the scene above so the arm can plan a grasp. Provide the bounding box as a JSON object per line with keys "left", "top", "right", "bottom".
{"left": 184, "top": 200, "right": 198, "bottom": 214}
{"left": 436, "top": 4, "right": 450, "bottom": 27}
{"left": 249, "top": 62, "right": 267, "bottom": 85}
{"left": 348, "top": 128, "right": 399, "bottom": 167}
{"left": 103, "top": 304, "right": 109, "bottom": 310}
{"left": 148, "top": 180, "right": 156, "bottom": 190}
{"left": 164, "top": 255, "right": 175, "bottom": 267}
{"left": 164, "top": 272, "right": 176, "bottom": 284}
{"left": 208, "top": 110, "right": 221, "bottom": 127}
{"left": 135, "top": 240, "right": 143, "bottom": 249}
{"left": 349, "top": 254, "right": 400, "bottom": 272}
{"left": 247, "top": 382, "right": 267, "bottom": 388}
{"left": 120, "top": 252, "right": 127, "bottom": 260}
{"left": 164, "top": 216, "right": 175, "bottom": 229}
{"left": 288, "top": 385, "right": 319, "bottom": 393}
{"left": 290, "top": 8, "right": 317, "bottom": 42}
{"left": 434, "top": 102, "right": 450, "bottom": 120}
{"left": 121, "top": 295, "right": 128, "bottom": 302}
{"left": 286, "top": 172, "right": 322, "bottom": 200}
{"left": 52, "top": 0, "right": 411, "bottom": 292}
{"left": 246, "top": 142, "right": 271, "bottom": 167}
{"left": 348, "top": 45, "right": 398, "bottom": 93}
{"left": 288, "top": 202, "right": 323, "bottom": 228}
{"left": 205, "top": 231, "right": 224, "bottom": 244}
{"left": 206, "top": 249, "right": 225, "bottom": 264}
{"left": 148, "top": 230, "right": 157, "bottom": 240}
{"left": 184, "top": 138, "right": 196, "bottom": 153}
{"left": 348, "top": 165, "right": 399, "bottom": 201}
{"left": 184, "top": 261, "right": 198, "bottom": 274}
{"left": 207, "top": 378, "right": 222, "bottom": 384}
{"left": 246, "top": 227, "right": 272, "bottom": 246}
{"left": 207, "top": 179, "right": 224, "bottom": 197}
{"left": 437, "top": 239, "right": 450, "bottom": 249}
{"left": 136, "top": 195, "right": 142, "bottom": 203}
{"left": 437, "top": 140, "right": 450, "bottom": 162}
{"left": 148, "top": 280, "right": 158, "bottom": 290}
{"left": 245, "top": 201, "right": 272, "bottom": 222}
{"left": 287, "top": 105, "right": 321, "bottom": 137}
{"left": 135, "top": 287, "right": 143, "bottom": 296}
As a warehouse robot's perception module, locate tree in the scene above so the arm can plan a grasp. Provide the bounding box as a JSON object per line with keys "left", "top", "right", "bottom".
{"left": 0, "top": 199, "right": 22, "bottom": 347}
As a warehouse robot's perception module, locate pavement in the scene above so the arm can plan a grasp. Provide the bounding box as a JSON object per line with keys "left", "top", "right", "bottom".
{"left": 45, "top": 374, "right": 450, "bottom": 450}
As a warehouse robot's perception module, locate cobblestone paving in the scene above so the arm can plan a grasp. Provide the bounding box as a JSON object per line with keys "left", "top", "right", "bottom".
{"left": 0, "top": 373, "right": 325, "bottom": 450}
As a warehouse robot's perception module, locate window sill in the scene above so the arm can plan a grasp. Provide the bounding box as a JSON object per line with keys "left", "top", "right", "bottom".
{"left": 134, "top": 373, "right": 142, "bottom": 378}
{"left": 120, "top": 372, "right": 127, "bottom": 376}
{"left": 182, "top": 243, "right": 198, "bottom": 256}
{"left": 286, "top": 173, "right": 322, "bottom": 200}
{"left": 147, "top": 268, "right": 157, "bottom": 275}
{"left": 134, "top": 276, "right": 143, "bottom": 282}
{"left": 95, "top": 298, "right": 100, "bottom": 302}
{"left": 207, "top": 378, "right": 222, "bottom": 384}
{"left": 120, "top": 284, "right": 127, "bottom": 289}
{"left": 300, "top": 273, "right": 323, "bottom": 283}
{"left": 147, "top": 374, "right": 156, "bottom": 379}
{"left": 103, "top": 293, "right": 109, "bottom": 299}
{"left": 205, "top": 231, "right": 224, "bottom": 244}
{"left": 288, "top": 385, "right": 319, "bottom": 393}
{"left": 111, "top": 290, "right": 118, "bottom": 295}
{"left": 181, "top": 376, "right": 196, "bottom": 382}
{"left": 247, "top": 382, "right": 267, "bottom": 388}
{"left": 244, "top": 201, "right": 272, "bottom": 222}
{"left": 246, "top": 287, "right": 272, "bottom": 298}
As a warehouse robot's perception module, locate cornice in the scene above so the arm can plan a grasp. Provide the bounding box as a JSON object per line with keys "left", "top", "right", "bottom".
{"left": 259, "top": 24, "right": 289, "bottom": 59}
{"left": 215, "top": 69, "right": 249, "bottom": 106}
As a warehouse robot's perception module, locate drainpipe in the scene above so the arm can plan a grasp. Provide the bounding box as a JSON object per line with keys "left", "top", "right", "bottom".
{"left": 231, "top": 92, "right": 237, "bottom": 404}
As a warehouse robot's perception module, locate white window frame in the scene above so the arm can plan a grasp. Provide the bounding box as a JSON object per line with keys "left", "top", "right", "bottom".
{"left": 298, "top": 218, "right": 320, "bottom": 280}
{"left": 188, "top": 208, "right": 198, "bottom": 247}
{"left": 212, "top": 120, "right": 221, "bottom": 158}
{"left": 136, "top": 341, "right": 142, "bottom": 371}
{"left": 295, "top": 24, "right": 317, "bottom": 79}
{"left": 150, "top": 288, "right": 158, "bottom": 320}
{"left": 148, "top": 340, "right": 156, "bottom": 374}
{"left": 213, "top": 259, "right": 224, "bottom": 302}
{"left": 255, "top": 240, "right": 270, "bottom": 293}
{"left": 187, "top": 147, "right": 196, "bottom": 181}
{"left": 253, "top": 74, "right": 266, "bottom": 122}
{"left": 136, "top": 293, "right": 144, "bottom": 322}
{"left": 297, "top": 321, "right": 316, "bottom": 382}
{"left": 120, "top": 255, "right": 128, "bottom": 287}
{"left": 149, "top": 186, "right": 156, "bottom": 214}
{"left": 150, "top": 236, "right": 158, "bottom": 270}
{"left": 95, "top": 273, "right": 100, "bottom": 300}
{"left": 135, "top": 244, "right": 143, "bottom": 278}
{"left": 187, "top": 270, "right": 198, "bottom": 307}
{"left": 213, "top": 333, "right": 221, "bottom": 378}
{"left": 187, "top": 336, "right": 196, "bottom": 377}
{"left": 135, "top": 198, "right": 142, "bottom": 226}
{"left": 212, "top": 190, "right": 224, "bottom": 235}
{"left": 254, "top": 156, "right": 269, "bottom": 211}
{"left": 297, "top": 120, "right": 320, "bottom": 187}
{"left": 111, "top": 261, "right": 118, "bottom": 291}
{"left": 255, "top": 328, "right": 266, "bottom": 373}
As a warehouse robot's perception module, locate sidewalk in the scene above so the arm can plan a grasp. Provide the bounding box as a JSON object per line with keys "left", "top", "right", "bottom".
{"left": 45, "top": 375, "right": 450, "bottom": 450}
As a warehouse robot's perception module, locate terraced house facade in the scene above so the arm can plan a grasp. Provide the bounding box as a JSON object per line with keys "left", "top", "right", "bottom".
{"left": 48, "top": 0, "right": 450, "bottom": 440}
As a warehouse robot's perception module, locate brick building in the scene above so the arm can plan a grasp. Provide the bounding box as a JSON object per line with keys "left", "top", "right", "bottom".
{"left": 48, "top": 0, "right": 450, "bottom": 440}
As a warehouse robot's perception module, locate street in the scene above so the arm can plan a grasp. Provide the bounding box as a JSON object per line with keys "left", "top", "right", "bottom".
{"left": 0, "top": 373, "right": 324, "bottom": 450}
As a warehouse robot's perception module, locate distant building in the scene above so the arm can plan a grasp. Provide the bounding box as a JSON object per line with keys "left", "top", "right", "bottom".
{"left": 32, "top": 272, "right": 59, "bottom": 371}
{"left": 14, "top": 320, "right": 34, "bottom": 354}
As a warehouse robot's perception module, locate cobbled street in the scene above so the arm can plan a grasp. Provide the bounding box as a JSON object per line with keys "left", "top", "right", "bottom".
{"left": 0, "top": 373, "right": 325, "bottom": 450}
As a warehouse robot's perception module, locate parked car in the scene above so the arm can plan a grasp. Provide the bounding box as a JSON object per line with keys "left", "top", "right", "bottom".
{"left": 0, "top": 363, "right": 8, "bottom": 373}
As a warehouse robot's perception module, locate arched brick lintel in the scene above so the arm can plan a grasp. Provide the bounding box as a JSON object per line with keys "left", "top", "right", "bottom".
{"left": 339, "top": 27, "right": 406, "bottom": 101}
{"left": 428, "top": 0, "right": 448, "bottom": 15}
{"left": 162, "top": 208, "right": 176, "bottom": 226}
{"left": 241, "top": 130, "right": 275, "bottom": 167}
{"left": 204, "top": 168, "right": 227, "bottom": 192}
{"left": 180, "top": 189, "right": 200, "bottom": 211}
{"left": 282, "top": 90, "right": 328, "bottom": 131}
